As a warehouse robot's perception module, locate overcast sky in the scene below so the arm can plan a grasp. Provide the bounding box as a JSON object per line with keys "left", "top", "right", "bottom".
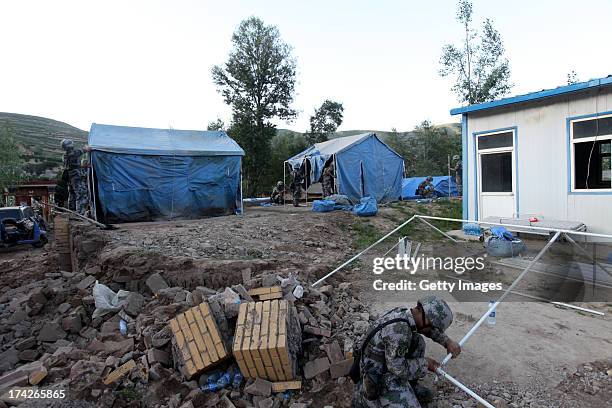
{"left": 1, "top": 0, "right": 611, "bottom": 133}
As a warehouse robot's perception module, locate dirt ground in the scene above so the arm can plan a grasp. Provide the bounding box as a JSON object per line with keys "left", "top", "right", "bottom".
{"left": 1, "top": 202, "right": 610, "bottom": 407}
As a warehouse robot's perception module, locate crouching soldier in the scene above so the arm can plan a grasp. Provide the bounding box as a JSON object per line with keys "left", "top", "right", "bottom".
{"left": 270, "top": 181, "right": 285, "bottom": 205}
{"left": 353, "top": 296, "right": 461, "bottom": 408}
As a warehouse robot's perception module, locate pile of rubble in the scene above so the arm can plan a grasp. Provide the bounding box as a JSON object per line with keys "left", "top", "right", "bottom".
{"left": 0, "top": 222, "right": 374, "bottom": 408}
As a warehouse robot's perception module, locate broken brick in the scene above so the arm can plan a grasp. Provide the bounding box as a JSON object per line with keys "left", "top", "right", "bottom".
{"left": 330, "top": 358, "right": 353, "bottom": 379}
{"left": 244, "top": 378, "right": 272, "bottom": 397}
{"left": 303, "top": 357, "right": 330, "bottom": 379}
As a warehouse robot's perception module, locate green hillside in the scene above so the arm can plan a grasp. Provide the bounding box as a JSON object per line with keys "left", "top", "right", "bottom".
{"left": 0, "top": 112, "right": 88, "bottom": 178}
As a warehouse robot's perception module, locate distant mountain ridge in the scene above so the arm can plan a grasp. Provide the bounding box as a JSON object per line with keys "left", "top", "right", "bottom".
{"left": 0, "top": 112, "right": 88, "bottom": 178}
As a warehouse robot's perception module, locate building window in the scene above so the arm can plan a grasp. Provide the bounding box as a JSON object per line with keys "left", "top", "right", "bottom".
{"left": 477, "top": 130, "right": 514, "bottom": 193}
{"left": 571, "top": 115, "right": 612, "bottom": 191}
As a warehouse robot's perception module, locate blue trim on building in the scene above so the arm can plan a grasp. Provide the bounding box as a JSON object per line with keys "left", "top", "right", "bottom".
{"left": 566, "top": 110, "right": 612, "bottom": 196}
{"left": 471, "top": 127, "right": 519, "bottom": 220}
{"left": 461, "top": 114, "right": 468, "bottom": 221}
{"left": 451, "top": 76, "right": 612, "bottom": 116}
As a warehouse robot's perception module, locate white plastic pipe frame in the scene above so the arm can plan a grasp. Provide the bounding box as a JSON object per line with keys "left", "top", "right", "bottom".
{"left": 312, "top": 214, "right": 612, "bottom": 406}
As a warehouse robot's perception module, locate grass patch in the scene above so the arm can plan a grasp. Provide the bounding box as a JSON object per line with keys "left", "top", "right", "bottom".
{"left": 352, "top": 219, "right": 380, "bottom": 249}
{"left": 117, "top": 386, "right": 139, "bottom": 401}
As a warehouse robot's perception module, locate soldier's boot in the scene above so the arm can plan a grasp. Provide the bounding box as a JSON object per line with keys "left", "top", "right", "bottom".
{"left": 409, "top": 380, "right": 433, "bottom": 404}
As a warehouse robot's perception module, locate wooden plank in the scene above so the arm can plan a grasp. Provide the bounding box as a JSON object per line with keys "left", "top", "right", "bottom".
{"left": 248, "top": 287, "right": 272, "bottom": 296}
{"left": 169, "top": 319, "right": 180, "bottom": 334}
{"left": 258, "top": 292, "right": 283, "bottom": 301}
{"left": 188, "top": 341, "right": 205, "bottom": 371}
{"left": 250, "top": 302, "right": 266, "bottom": 378}
{"left": 268, "top": 300, "right": 286, "bottom": 381}
{"left": 271, "top": 380, "right": 302, "bottom": 392}
{"left": 205, "top": 315, "right": 223, "bottom": 345}
{"left": 241, "top": 302, "right": 257, "bottom": 378}
{"left": 184, "top": 309, "right": 196, "bottom": 324}
{"left": 103, "top": 359, "right": 136, "bottom": 385}
{"left": 201, "top": 331, "right": 218, "bottom": 362}
{"left": 177, "top": 315, "right": 193, "bottom": 342}
{"left": 258, "top": 300, "right": 276, "bottom": 380}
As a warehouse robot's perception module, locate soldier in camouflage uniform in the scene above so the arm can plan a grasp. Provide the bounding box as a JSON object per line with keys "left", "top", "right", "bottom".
{"left": 290, "top": 165, "right": 304, "bottom": 207}
{"left": 353, "top": 296, "right": 461, "bottom": 408}
{"left": 270, "top": 181, "right": 285, "bottom": 205}
{"left": 321, "top": 165, "right": 334, "bottom": 198}
{"left": 61, "top": 139, "right": 91, "bottom": 215}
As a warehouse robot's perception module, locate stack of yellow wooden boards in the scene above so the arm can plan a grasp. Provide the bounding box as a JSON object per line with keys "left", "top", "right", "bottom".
{"left": 54, "top": 215, "right": 73, "bottom": 272}
{"left": 169, "top": 303, "right": 228, "bottom": 379}
{"left": 233, "top": 299, "right": 298, "bottom": 381}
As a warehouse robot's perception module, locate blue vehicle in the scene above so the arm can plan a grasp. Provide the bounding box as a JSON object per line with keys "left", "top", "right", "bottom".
{"left": 0, "top": 206, "right": 48, "bottom": 249}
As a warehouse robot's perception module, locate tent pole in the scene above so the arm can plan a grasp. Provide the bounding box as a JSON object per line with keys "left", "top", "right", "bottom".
{"left": 304, "top": 159, "right": 307, "bottom": 205}
{"left": 440, "top": 230, "right": 561, "bottom": 366}
{"left": 239, "top": 161, "right": 244, "bottom": 215}
{"left": 333, "top": 154, "right": 339, "bottom": 195}
{"left": 91, "top": 156, "right": 98, "bottom": 222}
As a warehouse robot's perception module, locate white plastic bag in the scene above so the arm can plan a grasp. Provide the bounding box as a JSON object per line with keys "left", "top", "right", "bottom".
{"left": 92, "top": 281, "right": 130, "bottom": 319}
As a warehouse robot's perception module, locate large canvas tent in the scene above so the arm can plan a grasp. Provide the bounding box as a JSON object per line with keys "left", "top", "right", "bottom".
{"left": 401, "top": 176, "right": 458, "bottom": 199}
{"left": 88, "top": 123, "right": 244, "bottom": 222}
{"left": 286, "top": 133, "right": 404, "bottom": 203}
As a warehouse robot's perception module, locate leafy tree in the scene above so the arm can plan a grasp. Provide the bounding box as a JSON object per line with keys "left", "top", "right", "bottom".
{"left": 306, "top": 100, "right": 344, "bottom": 144}
{"left": 385, "top": 121, "right": 461, "bottom": 177}
{"left": 439, "top": 0, "right": 512, "bottom": 104}
{"left": 212, "top": 17, "right": 297, "bottom": 196}
{"left": 206, "top": 118, "right": 225, "bottom": 131}
{"left": 0, "top": 124, "right": 23, "bottom": 205}
{"left": 567, "top": 70, "right": 579, "bottom": 85}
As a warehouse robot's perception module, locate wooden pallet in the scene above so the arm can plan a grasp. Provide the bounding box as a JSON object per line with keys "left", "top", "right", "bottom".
{"left": 233, "top": 299, "right": 297, "bottom": 381}
{"left": 169, "top": 302, "right": 228, "bottom": 378}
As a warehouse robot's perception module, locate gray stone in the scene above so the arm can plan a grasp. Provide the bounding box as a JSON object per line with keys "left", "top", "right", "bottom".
{"left": 245, "top": 377, "right": 272, "bottom": 397}
{"left": 303, "top": 357, "right": 330, "bottom": 379}
{"left": 146, "top": 273, "right": 169, "bottom": 294}
{"left": 37, "top": 322, "right": 67, "bottom": 342}
{"left": 57, "top": 303, "right": 72, "bottom": 314}
{"left": 330, "top": 358, "right": 353, "bottom": 379}
{"left": 76, "top": 275, "right": 96, "bottom": 291}
{"left": 15, "top": 337, "right": 36, "bottom": 351}
{"left": 123, "top": 292, "right": 145, "bottom": 316}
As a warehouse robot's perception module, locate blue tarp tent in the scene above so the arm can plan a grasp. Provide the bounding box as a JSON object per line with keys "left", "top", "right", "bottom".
{"left": 401, "top": 176, "right": 458, "bottom": 199}
{"left": 89, "top": 123, "right": 244, "bottom": 222}
{"left": 287, "top": 133, "right": 404, "bottom": 203}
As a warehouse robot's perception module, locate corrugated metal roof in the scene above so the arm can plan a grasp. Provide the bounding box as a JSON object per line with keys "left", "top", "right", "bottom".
{"left": 451, "top": 75, "right": 612, "bottom": 115}
{"left": 88, "top": 123, "right": 244, "bottom": 156}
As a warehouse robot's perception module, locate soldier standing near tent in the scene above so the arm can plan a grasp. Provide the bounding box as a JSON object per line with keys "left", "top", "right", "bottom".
{"left": 61, "top": 139, "right": 91, "bottom": 215}
{"left": 321, "top": 164, "right": 335, "bottom": 198}
{"left": 450, "top": 155, "right": 462, "bottom": 195}
{"left": 290, "top": 164, "right": 303, "bottom": 207}
{"left": 352, "top": 296, "right": 461, "bottom": 408}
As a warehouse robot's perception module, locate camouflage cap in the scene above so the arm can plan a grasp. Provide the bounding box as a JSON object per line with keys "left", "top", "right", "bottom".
{"left": 419, "top": 295, "right": 453, "bottom": 332}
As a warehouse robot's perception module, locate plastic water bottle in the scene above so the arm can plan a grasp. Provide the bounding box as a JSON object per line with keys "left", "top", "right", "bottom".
{"left": 216, "top": 372, "right": 231, "bottom": 389}
{"left": 293, "top": 285, "right": 304, "bottom": 299}
{"left": 232, "top": 372, "right": 243, "bottom": 388}
{"left": 119, "top": 319, "right": 127, "bottom": 335}
{"left": 487, "top": 301, "right": 496, "bottom": 327}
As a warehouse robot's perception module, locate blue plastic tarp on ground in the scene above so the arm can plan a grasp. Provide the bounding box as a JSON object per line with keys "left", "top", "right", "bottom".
{"left": 89, "top": 124, "right": 243, "bottom": 222}
{"left": 352, "top": 196, "right": 378, "bottom": 217}
{"left": 401, "top": 176, "right": 458, "bottom": 199}
{"left": 288, "top": 133, "right": 404, "bottom": 203}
